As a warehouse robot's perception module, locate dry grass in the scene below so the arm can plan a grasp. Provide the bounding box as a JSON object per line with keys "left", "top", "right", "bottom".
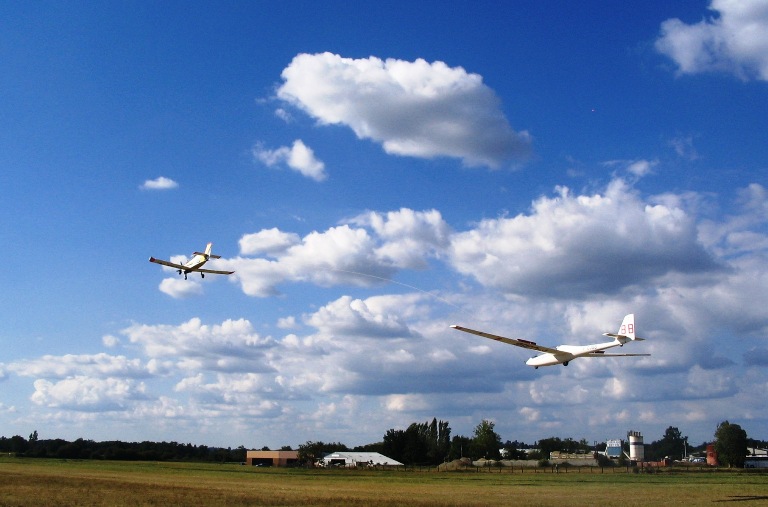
{"left": 0, "top": 458, "right": 766, "bottom": 506}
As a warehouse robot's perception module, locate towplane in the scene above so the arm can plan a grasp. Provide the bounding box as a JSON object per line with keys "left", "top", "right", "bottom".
{"left": 149, "top": 242, "right": 234, "bottom": 280}
{"left": 451, "top": 314, "right": 649, "bottom": 368}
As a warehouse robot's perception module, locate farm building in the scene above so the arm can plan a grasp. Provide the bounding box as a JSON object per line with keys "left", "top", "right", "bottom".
{"left": 745, "top": 456, "right": 768, "bottom": 468}
{"left": 246, "top": 450, "right": 299, "bottom": 467}
{"left": 320, "top": 451, "right": 402, "bottom": 468}
{"left": 745, "top": 448, "right": 768, "bottom": 468}
{"left": 706, "top": 444, "right": 718, "bottom": 466}
{"left": 604, "top": 439, "right": 623, "bottom": 458}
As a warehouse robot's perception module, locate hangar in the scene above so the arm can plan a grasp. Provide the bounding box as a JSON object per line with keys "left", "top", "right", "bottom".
{"left": 320, "top": 451, "right": 403, "bottom": 468}
{"left": 245, "top": 450, "right": 299, "bottom": 467}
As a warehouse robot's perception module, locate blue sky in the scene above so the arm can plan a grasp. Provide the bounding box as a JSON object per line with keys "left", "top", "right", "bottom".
{"left": 2, "top": 0, "right": 767, "bottom": 450}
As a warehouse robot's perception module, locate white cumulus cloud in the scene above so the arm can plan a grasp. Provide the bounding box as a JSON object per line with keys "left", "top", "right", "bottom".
{"left": 159, "top": 277, "right": 203, "bottom": 299}
{"left": 140, "top": 176, "right": 179, "bottom": 190}
{"left": 449, "top": 178, "right": 718, "bottom": 298}
{"left": 222, "top": 180, "right": 726, "bottom": 301}
{"left": 121, "top": 318, "right": 275, "bottom": 373}
{"left": 305, "top": 295, "right": 415, "bottom": 339}
{"left": 254, "top": 139, "right": 327, "bottom": 181}
{"left": 656, "top": 0, "right": 768, "bottom": 81}
{"left": 239, "top": 228, "right": 301, "bottom": 256}
{"left": 224, "top": 209, "right": 450, "bottom": 297}
{"left": 9, "top": 353, "right": 148, "bottom": 379}
{"left": 350, "top": 208, "right": 451, "bottom": 269}
{"left": 226, "top": 225, "right": 391, "bottom": 297}
{"left": 31, "top": 376, "right": 144, "bottom": 411}
{"left": 277, "top": 52, "right": 531, "bottom": 168}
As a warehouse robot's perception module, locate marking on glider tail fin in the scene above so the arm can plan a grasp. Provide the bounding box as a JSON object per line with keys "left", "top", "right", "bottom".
{"left": 618, "top": 314, "right": 635, "bottom": 340}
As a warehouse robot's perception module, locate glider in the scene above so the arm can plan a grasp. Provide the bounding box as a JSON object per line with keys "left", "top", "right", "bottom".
{"left": 149, "top": 242, "right": 234, "bottom": 280}
{"left": 451, "top": 314, "right": 649, "bottom": 368}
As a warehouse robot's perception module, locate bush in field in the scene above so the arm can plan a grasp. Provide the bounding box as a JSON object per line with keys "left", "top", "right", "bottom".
{"left": 595, "top": 453, "right": 614, "bottom": 467}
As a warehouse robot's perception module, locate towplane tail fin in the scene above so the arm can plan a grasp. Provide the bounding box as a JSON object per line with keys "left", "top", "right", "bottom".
{"left": 193, "top": 242, "right": 222, "bottom": 259}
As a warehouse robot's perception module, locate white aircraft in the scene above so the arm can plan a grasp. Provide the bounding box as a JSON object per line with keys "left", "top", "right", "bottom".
{"left": 149, "top": 242, "right": 234, "bottom": 280}
{"left": 451, "top": 314, "right": 648, "bottom": 368}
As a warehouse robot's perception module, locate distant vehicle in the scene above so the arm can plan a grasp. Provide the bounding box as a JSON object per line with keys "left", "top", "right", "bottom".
{"left": 451, "top": 314, "right": 649, "bottom": 368}
{"left": 149, "top": 242, "right": 234, "bottom": 280}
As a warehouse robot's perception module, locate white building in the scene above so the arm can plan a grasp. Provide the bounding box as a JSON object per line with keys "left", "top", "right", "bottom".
{"left": 320, "top": 451, "right": 403, "bottom": 467}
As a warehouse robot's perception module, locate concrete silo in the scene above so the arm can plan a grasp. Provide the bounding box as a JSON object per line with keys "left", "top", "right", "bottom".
{"left": 628, "top": 430, "right": 644, "bottom": 462}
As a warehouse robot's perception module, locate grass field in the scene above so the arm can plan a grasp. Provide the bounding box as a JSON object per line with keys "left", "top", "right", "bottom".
{"left": 1, "top": 457, "right": 766, "bottom": 506}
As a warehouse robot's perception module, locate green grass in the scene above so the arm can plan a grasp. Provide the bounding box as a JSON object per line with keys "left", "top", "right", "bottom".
{"left": 1, "top": 457, "right": 766, "bottom": 506}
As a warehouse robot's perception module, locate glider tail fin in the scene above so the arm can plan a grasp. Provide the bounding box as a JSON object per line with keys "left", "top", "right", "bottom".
{"left": 603, "top": 314, "right": 645, "bottom": 342}
{"left": 618, "top": 314, "right": 635, "bottom": 340}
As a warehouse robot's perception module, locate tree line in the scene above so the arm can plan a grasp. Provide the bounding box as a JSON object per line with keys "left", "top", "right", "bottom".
{"left": 1, "top": 431, "right": 247, "bottom": 462}
{"left": 4, "top": 419, "right": 762, "bottom": 467}
{"left": 300, "top": 419, "right": 762, "bottom": 467}
{"left": 298, "top": 419, "right": 617, "bottom": 466}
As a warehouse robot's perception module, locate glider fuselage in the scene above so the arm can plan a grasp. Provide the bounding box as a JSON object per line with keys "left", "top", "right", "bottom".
{"left": 451, "top": 314, "right": 648, "bottom": 368}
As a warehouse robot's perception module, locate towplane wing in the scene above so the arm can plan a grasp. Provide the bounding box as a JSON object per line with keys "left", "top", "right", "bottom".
{"left": 148, "top": 257, "right": 187, "bottom": 270}
{"left": 197, "top": 268, "right": 235, "bottom": 275}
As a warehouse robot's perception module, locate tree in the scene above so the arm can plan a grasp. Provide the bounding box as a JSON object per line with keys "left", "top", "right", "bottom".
{"left": 470, "top": 420, "right": 501, "bottom": 460}
{"left": 401, "top": 424, "right": 429, "bottom": 465}
{"left": 381, "top": 419, "right": 452, "bottom": 465}
{"left": 354, "top": 441, "right": 384, "bottom": 454}
{"left": 418, "top": 418, "right": 451, "bottom": 464}
{"left": 382, "top": 429, "right": 407, "bottom": 464}
{"left": 233, "top": 446, "right": 247, "bottom": 462}
{"left": 647, "top": 426, "right": 687, "bottom": 461}
{"left": 714, "top": 421, "right": 747, "bottom": 468}
{"left": 297, "top": 441, "right": 348, "bottom": 465}
{"left": 27, "top": 430, "right": 40, "bottom": 456}
{"left": 8, "top": 435, "right": 29, "bottom": 454}
{"left": 448, "top": 435, "right": 472, "bottom": 461}
{"left": 537, "top": 437, "right": 563, "bottom": 459}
